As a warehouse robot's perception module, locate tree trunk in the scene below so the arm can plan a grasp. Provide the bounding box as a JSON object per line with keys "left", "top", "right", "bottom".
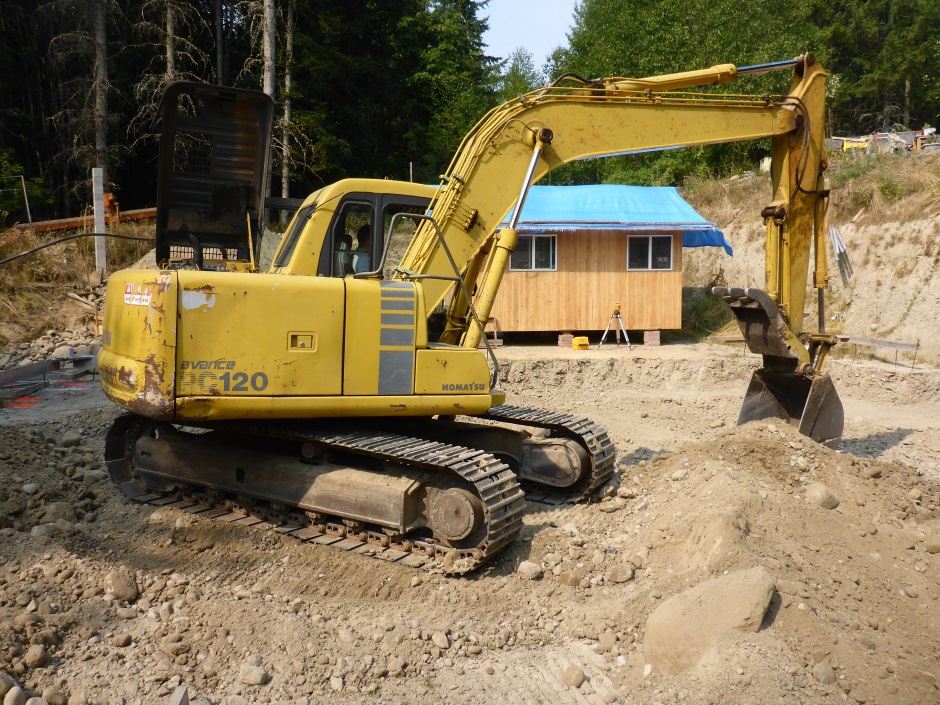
{"left": 903, "top": 76, "right": 910, "bottom": 129}
{"left": 166, "top": 0, "right": 176, "bottom": 80}
{"left": 94, "top": 0, "right": 109, "bottom": 185}
{"left": 215, "top": 0, "right": 223, "bottom": 85}
{"left": 263, "top": 0, "right": 276, "bottom": 198}
{"left": 281, "top": 0, "right": 294, "bottom": 201}
{"left": 263, "top": 0, "right": 275, "bottom": 97}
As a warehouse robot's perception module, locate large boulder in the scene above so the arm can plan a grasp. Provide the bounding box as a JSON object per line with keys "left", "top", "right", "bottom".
{"left": 643, "top": 566, "right": 775, "bottom": 675}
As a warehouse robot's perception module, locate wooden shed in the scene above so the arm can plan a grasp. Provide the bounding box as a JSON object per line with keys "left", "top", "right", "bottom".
{"left": 490, "top": 184, "right": 731, "bottom": 335}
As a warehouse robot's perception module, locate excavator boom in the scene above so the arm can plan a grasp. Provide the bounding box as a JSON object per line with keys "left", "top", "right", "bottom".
{"left": 394, "top": 54, "right": 842, "bottom": 445}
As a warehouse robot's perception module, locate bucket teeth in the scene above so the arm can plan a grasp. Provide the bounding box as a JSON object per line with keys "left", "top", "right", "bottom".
{"left": 738, "top": 369, "right": 844, "bottom": 449}
{"left": 715, "top": 286, "right": 844, "bottom": 449}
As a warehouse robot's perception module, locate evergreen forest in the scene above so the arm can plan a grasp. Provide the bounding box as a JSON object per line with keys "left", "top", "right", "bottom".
{"left": 1, "top": 0, "right": 938, "bottom": 223}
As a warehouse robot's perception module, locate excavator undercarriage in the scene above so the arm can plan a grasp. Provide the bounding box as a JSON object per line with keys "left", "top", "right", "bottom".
{"left": 105, "top": 406, "right": 614, "bottom": 573}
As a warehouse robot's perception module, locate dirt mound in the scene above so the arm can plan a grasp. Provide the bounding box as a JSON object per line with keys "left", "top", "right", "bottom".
{"left": 0, "top": 360, "right": 938, "bottom": 704}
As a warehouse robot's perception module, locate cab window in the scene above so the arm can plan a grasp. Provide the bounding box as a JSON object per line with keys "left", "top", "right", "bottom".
{"left": 380, "top": 202, "right": 427, "bottom": 280}
{"left": 272, "top": 204, "right": 316, "bottom": 268}
{"left": 329, "top": 202, "right": 374, "bottom": 277}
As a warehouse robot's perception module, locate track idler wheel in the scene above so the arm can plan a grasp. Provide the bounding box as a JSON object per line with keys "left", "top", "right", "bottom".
{"left": 105, "top": 415, "right": 177, "bottom": 498}
{"left": 426, "top": 487, "right": 486, "bottom": 549}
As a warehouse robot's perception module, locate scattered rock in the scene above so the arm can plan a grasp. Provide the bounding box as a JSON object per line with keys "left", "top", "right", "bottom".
{"left": 30, "top": 525, "right": 54, "bottom": 540}
{"left": 805, "top": 482, "right": 840, "bottom": 510}
{"left": 238, "top": 664, "right": 268, "bottom": 686}
{"left": 60, "top": 431, "right": 83, "bottom": 447}
{"left": 40, "top": 690, "right": 66, "bottom": 705}
{"left": 598, "top": 498, "right": 625, "bottom": 513}
{"left": 113, "top": 634, "right": 132, "bottom": 647}
{"left": 23, "top": 645, "right": 49, "bottom": 669}
{"left": 596, "top": 631, "right": 617, "bottom": 654}
{"left": 517, "top": 561, "right": 542, "bottom": 580}
{"left": 0, "top": 674, "right": 14, "bottom": 698}
{"left": 193, "top": 537, "right": 215, "bottom": 552}
{"left": 813, "top": 663, "right": 837, "bottom": 685}
{"left": 923, "top": 535, "right": 940, "bottom": 554}
{"left": 606, "top": 564, "right": 634, "bottom": 583}
{"left": 329, "top": 676, "right": 343, "bottom": 692}
{"left": 431, "top": 631, "right": 450, "bottom": 649}
{"left": 103, "top": 569, "right": 139, "bottom": 602}
{"left": 561, "top": 663, "right": 585, "bottom": 688}
{"left": 671, "top": 468, "right": 688, "bottom": 481}
{"left": 644, "top": 567, "right": 775, "bottom": 675}
{"left": 901, "top": 585, "right": 919, "bottom": 598}
{"left": 4, "top": 686, "right": 26, "bottom": 705}
{"left": 909, "top": 670, "right": 937, "bottom": 689}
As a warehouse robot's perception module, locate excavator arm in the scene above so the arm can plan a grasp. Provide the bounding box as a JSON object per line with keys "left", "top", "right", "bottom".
{"left": 396, "top": 54, "right": 843, "bottom": 446}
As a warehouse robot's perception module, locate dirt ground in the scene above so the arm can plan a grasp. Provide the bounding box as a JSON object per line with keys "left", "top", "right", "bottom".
{"left": 1, "top": 340, "right": 938, "bottom": 705}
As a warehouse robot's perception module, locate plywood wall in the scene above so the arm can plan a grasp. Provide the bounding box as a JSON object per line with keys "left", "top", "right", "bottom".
{"left": 490, "top": 230, "right": 683, "bottom": 331}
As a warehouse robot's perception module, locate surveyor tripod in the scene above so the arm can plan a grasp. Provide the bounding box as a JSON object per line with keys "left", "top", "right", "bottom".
{"left": 597, "top": 302, "right": 632, "bottom": 350}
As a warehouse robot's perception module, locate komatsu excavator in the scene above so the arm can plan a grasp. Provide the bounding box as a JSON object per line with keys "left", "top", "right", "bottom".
{"left": 100, "top": 54, "right": 843, "bottom": 572}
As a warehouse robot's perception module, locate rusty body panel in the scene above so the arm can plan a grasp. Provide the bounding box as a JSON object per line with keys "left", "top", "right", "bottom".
{"left": 99, "top": 270, "right": 178, "bottom": 420}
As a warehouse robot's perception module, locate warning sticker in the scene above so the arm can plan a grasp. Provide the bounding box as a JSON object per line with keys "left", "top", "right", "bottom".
{"left": 124, "top": 283, "right": 153, "bottom": 306}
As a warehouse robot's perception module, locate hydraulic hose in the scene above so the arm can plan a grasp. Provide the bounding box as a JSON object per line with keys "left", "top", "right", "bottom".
{"left": 0, "top": 232, "right": 153, "bottom": 267}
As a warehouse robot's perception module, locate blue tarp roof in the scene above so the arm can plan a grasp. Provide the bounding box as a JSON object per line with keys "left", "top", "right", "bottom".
{"left": 504, "top": 184, "right": 732, "bottom": 256}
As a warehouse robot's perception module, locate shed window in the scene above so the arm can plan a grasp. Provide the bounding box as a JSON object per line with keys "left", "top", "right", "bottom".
{"left": 510, "top": 234, "right": 556, "bottom": 271}
{"left": 627, "top": 235, "right": 673, "bottom": 270}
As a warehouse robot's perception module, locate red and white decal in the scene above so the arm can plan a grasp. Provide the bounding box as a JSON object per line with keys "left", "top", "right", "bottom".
{"left": 124, "top": 283, "right": 153, "bottom": 306}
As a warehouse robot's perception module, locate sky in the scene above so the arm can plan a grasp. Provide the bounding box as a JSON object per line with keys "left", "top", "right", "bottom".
{"left": 481, "top": 0, "right": 580, "bottom": 72}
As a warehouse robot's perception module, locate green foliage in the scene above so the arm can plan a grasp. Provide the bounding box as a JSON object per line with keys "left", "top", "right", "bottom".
{"left": 679, "top": 287, "right": 733, "bottom": 342}
{"left": 0, "top": 0, "right": 498, "bottom": 215}
{"left": 545, "top": 140, "right": 767, "bottom": 188}
{"left": 558, "top": 0, "right": 818, "bottom": 84}
{"left": 417, "top": 0, "right": 499, "bottom": 180}
{"left": 811, "top": 0, "right": 940, "bottom": 133}
{"left": 495, "top": 48, "right": 545, "bottom": 104}
{"left": 0, "top": 151, "right": 51, "bottom": 226}
{"left": 547, "top": 0, "right": 819, "bottom": 186}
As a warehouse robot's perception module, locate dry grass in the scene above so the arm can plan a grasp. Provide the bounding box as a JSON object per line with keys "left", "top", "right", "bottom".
{"left": 684, "top": 151, "right": 940, "bottom": 228}
{"left": 0, "top": 221, "right": 154, "bottom": 346}
{"left": 684, "top": 173, "right": 771, "bottom": 228}
{"left": 826, "top": 151, "right": 940, "bottom": 223}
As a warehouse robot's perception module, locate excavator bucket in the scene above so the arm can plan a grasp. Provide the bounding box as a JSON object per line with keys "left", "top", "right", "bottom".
{"left": 738, "top": 368, "right": 844, "bottom": 449}
{"left": 713, "top": 287, "right": 844, "bottom": 449}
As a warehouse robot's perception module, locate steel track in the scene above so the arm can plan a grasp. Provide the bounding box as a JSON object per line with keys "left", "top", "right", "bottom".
{"left": 105, "top": 415, "right": 526, "bottom": 574}
{"left": 478, "top": 404, "right": 617, "bottom": 503}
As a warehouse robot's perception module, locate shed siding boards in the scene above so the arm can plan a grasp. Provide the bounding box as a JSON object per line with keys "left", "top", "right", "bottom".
{"left": 492, "top": 230, "right": 683, "bottom": 331}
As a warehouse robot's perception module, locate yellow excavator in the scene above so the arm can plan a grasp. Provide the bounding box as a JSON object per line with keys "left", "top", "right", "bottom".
{"left": 100, "top": 55, "right": 842, "bottom": 572}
